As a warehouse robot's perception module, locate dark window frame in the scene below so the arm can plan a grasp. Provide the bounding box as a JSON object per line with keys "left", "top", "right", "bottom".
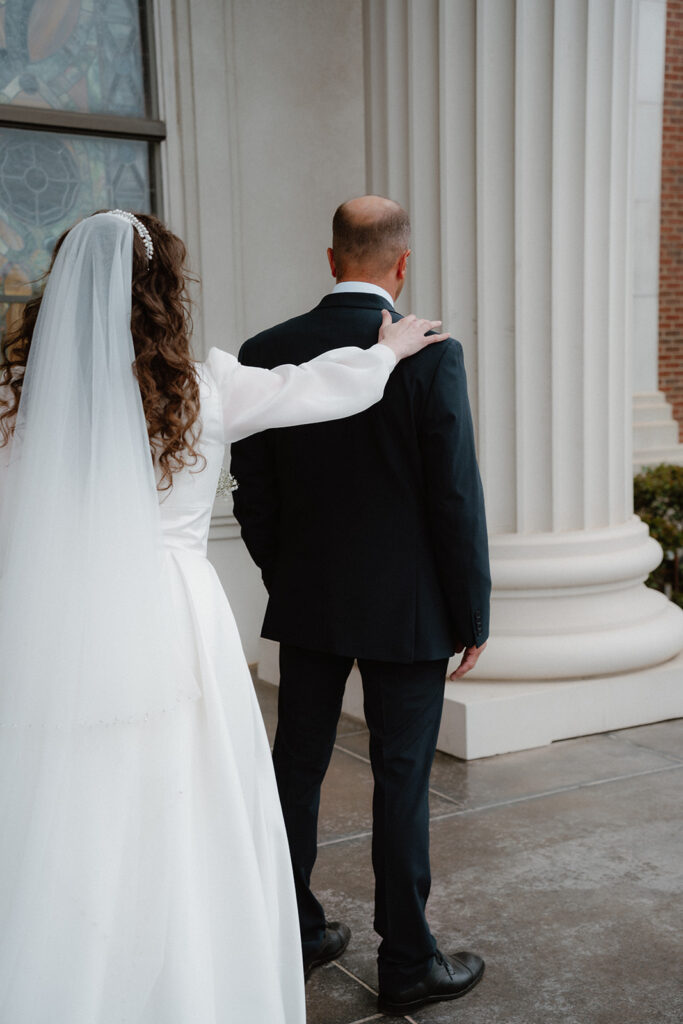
{"left": 0, "top": 105, "right": 166, "bottom": 142}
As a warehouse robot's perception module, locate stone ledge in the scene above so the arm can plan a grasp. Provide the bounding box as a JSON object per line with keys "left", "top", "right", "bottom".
{"left": 437, "top": 655, "right": 683, "bottom": 759}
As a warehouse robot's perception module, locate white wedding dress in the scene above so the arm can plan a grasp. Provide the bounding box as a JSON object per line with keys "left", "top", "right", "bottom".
{"left": 0, "top": 214, "right": 397, "bottom": 1024}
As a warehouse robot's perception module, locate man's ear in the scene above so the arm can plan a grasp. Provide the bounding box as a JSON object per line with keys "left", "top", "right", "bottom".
{"left": 327, "top": 247, "right": 337, "bottom": 278}
{"left": 397, "top": 249, "right": 411, "bottom": 280}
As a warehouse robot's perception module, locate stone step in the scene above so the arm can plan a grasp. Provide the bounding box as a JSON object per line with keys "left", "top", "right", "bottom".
{"left": 633, "top": 421, "right": 680, "bottom": 448}
{"left": 633, "top": 447, "right": 683, "bottom": 471}
{"left": 633, "top": 391, "right": 680, "bottom": 424}
{"left": 634, "top": 402, "right": 677, "bottom": 423}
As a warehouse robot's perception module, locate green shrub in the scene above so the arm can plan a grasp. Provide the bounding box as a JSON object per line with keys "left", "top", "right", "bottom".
{"left": 634, "top": 464, "right": 683, "bottom": 608}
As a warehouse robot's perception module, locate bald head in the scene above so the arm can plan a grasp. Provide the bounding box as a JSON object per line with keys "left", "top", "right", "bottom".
{"left": 331, "top": 195, "right": 411, "bottom": 280}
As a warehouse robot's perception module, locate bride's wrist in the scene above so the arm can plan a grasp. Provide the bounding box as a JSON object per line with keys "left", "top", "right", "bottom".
{"left": 377, "top": 340, "right": 400, "bottom": 363}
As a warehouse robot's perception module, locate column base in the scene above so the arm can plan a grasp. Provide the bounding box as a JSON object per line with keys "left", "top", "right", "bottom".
{"left": 477, "top": 518, "right": 683, "bottom": 679}
{"left": 436, "top": 655, "right": 683, "bottom": 759}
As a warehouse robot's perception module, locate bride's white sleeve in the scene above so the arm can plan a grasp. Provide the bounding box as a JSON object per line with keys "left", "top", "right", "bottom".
{"left": 204, "top": 344, "right": 397, "bottom": 444}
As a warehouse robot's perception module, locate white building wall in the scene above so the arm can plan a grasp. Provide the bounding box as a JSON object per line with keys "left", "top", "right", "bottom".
{"left": 155, "top": 0, "right": 365, "bottom": 661}
{"left": 633, "top": 0, "right": 667, "bottom": 393}
{"left": 631, "top": 0, "right": 683, "bottom": 468}
{"left": 230, "top": 0, "right": 366, "bottom": 337}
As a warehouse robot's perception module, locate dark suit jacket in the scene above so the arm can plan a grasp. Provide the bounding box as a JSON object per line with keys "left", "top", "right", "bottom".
{"left": 230, "top": 291, "right": 491, "bottom": 663}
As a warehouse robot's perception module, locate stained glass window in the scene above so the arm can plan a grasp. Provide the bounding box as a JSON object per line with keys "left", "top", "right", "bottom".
{"left": 0, "top": 127, "right": 151, "bottom": 316}
{"left": 0, "top": 0, "right": 161, "bottom": 334}
{"left": 0, "top": 0, "right": 148, "bottom": 116}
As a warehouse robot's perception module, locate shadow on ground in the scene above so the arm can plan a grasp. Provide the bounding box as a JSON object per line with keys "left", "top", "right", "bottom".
{"left": 254, "top": 679, "right": 683, "bottom": 1024}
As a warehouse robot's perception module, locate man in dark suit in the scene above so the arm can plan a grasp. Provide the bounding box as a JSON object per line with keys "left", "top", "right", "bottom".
{"left": 231, "top": 196, "right": 490, "bottom": 1016}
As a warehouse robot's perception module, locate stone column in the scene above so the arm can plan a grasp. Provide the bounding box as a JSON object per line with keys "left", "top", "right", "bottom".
{"left": 364, "top": 0, "right": 683, "bottom": 757}
{"left": 631, "top": 0, "right": 683, "bottom": 469}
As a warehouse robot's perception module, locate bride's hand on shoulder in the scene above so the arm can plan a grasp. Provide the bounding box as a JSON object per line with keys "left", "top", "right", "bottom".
{"left": 377, "top": 309, "right": 449, "bottom": 361}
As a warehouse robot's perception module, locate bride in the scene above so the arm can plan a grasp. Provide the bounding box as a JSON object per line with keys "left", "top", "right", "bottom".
{"left": 0, "top": 210, "right": 446, "bottom": 1023}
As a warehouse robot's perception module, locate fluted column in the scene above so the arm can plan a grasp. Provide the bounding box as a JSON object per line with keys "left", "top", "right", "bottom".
{"left": 364, "top": 0, "right": 683, "bottom": 695}
{"left": 631, "top": 0, "right": 683, "bottom": 469}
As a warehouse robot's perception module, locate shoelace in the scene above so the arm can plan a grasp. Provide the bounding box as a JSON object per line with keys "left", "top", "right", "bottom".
{"left": 434, "top": 950, "right": 459, "bottom": 980}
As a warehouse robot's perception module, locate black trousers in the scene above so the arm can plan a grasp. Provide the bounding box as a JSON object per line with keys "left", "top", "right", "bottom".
{"left": 273, "top": 644, "right": 447, "bottom": 989}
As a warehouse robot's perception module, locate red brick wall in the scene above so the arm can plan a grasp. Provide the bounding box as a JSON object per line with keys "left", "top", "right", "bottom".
{"left": 659, "top": 0, "right": 683, "bottom": 438}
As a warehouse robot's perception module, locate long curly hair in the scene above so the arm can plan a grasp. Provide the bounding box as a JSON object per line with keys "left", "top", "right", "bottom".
{"left": 0, "top": 212, "right": 204, "bottom": 490}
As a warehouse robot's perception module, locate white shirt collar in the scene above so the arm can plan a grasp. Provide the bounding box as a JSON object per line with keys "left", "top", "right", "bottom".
{"left": 332, "top": 281, "right": 395, "bottom": 308}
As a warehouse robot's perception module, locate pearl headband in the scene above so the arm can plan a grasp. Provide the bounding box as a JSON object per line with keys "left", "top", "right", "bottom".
{"left": 108, "top": 209, "right": 154, "bottom": 262}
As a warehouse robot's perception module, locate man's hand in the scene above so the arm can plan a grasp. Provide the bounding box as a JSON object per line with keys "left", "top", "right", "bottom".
{"left": 449, "top": 641, "right": 487, "bottom": 680}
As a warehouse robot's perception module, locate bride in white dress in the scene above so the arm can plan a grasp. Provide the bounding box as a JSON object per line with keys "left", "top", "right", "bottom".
{"left": 0, "top": 211, "right": 445, "bottom": 1023}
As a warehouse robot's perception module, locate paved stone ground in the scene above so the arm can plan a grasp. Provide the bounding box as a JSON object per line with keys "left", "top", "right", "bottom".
{"left": 254, "top": 679, "right": 683, "bottom": 1024}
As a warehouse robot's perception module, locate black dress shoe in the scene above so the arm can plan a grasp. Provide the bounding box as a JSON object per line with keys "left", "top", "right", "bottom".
{"left": 303, "top": 921, "right": 351, "bottom": 980}
{"left": 377, "top": 949, "right": 485, "bottom": 1015}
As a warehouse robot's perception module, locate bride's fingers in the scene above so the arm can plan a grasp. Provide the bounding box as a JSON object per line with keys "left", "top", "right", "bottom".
{"left": 377, "top": 310, "right": 450, "bottom": 358}
{"left": 415, "top": 331, "right": 449, "bottom": 350}
{"left": 408, "top": 316, "right": 445, "bottom": 336}
{"left": 380, "top": 313, "right": 444, "bottom": 336}
{"left": 379, "top": 308, "right": 396, "bottom": 341}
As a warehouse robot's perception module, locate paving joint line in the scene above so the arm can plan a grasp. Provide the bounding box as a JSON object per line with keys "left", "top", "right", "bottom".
{"left": 427, "top": 761, "right": 683, "bottom": 822}
{"left": 331, "top": 960, "right": 378, "bottom": 996}
{"left": 605, "top": 729, "right": 683, "bottom": 765}
{"left": 334, "top": 742, "right": 464, "bottom": 808}
{"left": 333, "top": 743, "right": 370, "bottom": 765}
{"left": 318, "top": 761, "right": 683, "bottom": 848}
{"left": 319, "top": 828, "right": 376, "bottom": 847}
{"left": 330, "top": 963, "right": 417, "bottom": 1023}
{"left": 427, "top": 785, "right": 465, "bottom": 807}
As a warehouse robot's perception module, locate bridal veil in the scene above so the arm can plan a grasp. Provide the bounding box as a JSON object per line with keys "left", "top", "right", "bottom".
{"left": 0, "top": 213, "right": 200, "bottom": 1020}
{"left": 0, "top": 212, "right": 197, "bottom": 726}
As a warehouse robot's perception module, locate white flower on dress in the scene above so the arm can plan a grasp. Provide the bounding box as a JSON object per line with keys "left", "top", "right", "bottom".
{"left": 216, "top": 468, "right": 239, "bottom": 497}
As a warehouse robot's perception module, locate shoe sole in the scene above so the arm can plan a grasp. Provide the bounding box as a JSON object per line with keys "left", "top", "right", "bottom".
{"left": 377, "top": 962, "right": 485, "bottom": 1015}
{"left": 304, "top": 931, "right": 352, "bottom": 982}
